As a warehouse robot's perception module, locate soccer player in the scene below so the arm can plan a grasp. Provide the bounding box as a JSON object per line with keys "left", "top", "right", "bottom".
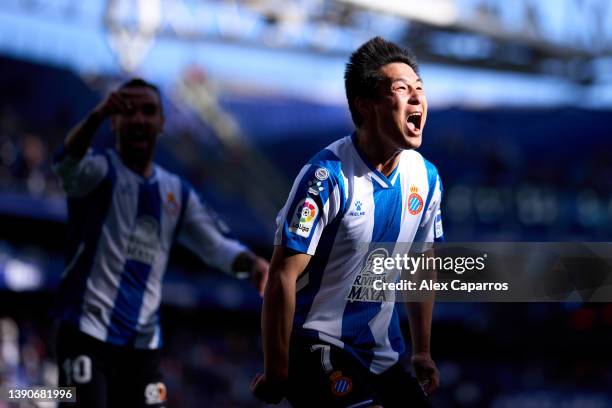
{"left": 251, "top": 37, "right": 443, "bottom": 407}
{"left": 52, "top": 79, "right": 269, "bottom": 408}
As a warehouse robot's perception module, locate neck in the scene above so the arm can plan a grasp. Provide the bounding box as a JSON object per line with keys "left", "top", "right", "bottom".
{"left": 355, "top": 128, "right": 401, "bottom": 177}
{"left": 118, "top": 150, "right": 154, "bottom": 178}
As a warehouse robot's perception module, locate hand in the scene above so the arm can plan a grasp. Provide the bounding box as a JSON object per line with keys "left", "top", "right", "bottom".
{"left": 250, "top": 373, "right": 285, "bottom": 404}
{"left": 92, "top": 90, "right": 133, "bottom": 119}
{"left": 411, "top": 353, "right": 439, "bottom": 396}
{"left": 251, "top": 257, "right": 269, "bottom": 297}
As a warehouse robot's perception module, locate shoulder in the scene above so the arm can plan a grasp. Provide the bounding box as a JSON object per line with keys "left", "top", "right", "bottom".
{"left": 402, "top": 150, "right": 440, "bottom": 180}
{"left": 153, "top": 164, "right": 182, "bottom": 185}
{"left": 153, "top": 165, "right": 195, "bottom": 201}
{"left": 304, "top": 136, "right": 351, "bottom": 182}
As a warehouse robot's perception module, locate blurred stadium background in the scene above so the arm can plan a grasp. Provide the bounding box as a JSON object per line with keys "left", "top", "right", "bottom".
{"left": 0, "top": 0, "right": 611, "bottom": 406}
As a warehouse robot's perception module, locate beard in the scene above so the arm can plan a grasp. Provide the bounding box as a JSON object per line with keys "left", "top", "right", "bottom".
{"left": 116, "top": 131, "right": 157, "bottom": 166}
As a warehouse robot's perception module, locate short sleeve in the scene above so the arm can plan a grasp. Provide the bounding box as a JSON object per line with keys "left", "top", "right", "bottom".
{"left": 274, "top": 161, "right": 344, "bottom": 255}
{"left": 177, "top": 188, "right": 247, "bottom": 274}
{"left": 52, "top": 147, "right": 109, "bottom": 197}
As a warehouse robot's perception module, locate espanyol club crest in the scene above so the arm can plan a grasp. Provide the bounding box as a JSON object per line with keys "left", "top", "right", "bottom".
{"left": 329, "top": 371, "right": 352, "bottom": 396}
{"left": 408, "top": 186, "right": 424, "bottom": 215}
{"left": 165, "top": 192, "right": 180, "bottom": 216}
{"left": 144, "top": 382, "right": 167, "bottom": 405}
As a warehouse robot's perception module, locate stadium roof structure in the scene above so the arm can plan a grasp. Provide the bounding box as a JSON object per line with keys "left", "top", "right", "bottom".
{"left": 101, "top": 0, "right": 611, "bottom": 84}
{"left": 0, "top": 0, "right": 611, "bottom": 106}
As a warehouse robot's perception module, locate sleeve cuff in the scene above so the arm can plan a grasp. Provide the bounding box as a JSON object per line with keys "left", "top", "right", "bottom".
{"left": 217, "top": 240, "right": 249, "bottom": 275}
{"left": 280, "top": 238, "right": 315, "bottom": 256}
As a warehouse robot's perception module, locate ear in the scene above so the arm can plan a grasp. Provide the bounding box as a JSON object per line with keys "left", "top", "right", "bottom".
{"left": 355, "top": 96, "right": 373, "bottom": 121}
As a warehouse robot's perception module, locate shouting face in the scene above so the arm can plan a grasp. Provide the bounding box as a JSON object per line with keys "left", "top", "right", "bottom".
{"left": 111, "top": 86, "right": 164, "bottom": 166}
{"left": 369, "top": 62, "right": 427, "bottom": 151}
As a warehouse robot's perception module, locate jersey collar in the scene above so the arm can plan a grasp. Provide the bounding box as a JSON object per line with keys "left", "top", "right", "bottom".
{"left": 350, "top": 133, "right": 401, "bottom": 189}
{"left": 108, "top": 149, "right": 158, "bottom": 184}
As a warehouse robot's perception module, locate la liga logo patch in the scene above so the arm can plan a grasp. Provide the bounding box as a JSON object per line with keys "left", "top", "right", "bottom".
{"left": 408, "top": 186, "right": 424, "bottom": 215}
{"left": 289, "top": 197, "right": 319, "bottom": 238}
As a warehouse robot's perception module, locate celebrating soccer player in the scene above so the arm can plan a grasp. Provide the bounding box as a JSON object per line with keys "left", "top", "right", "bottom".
{"left": 251, "top": 37, "right": 443, "bottom": 407}
{"left": 52, "top": 79, "right": 269, "bottom": 408}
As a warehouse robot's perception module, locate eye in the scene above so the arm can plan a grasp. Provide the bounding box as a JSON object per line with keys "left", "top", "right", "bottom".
{"left": 143, "top": 104, "right": 157, "bottom": 115}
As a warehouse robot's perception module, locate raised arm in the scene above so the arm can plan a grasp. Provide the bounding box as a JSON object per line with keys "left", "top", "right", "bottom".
{"left": 251, "top": 245, "right": 310, "bottom": 404}
{"left": 53, "top": 93, "right": 131, "bottom": 196}
{"left": 64, "top": 91, "right": 131, "bottom": 160}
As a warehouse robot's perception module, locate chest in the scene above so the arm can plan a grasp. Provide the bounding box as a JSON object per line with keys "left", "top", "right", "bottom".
{"left": 340, "top": 172, "right": 429, "bottom": 243}
{"left": 110, "top": 177, "right": 182, "bottom": 248}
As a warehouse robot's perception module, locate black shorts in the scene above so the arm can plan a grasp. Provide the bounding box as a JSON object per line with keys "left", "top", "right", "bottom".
{"left": 56, "top": 323, "right": 167, "bottom": 408}
{"left": 286, "top": 336, "right": 430, "bottom": 408}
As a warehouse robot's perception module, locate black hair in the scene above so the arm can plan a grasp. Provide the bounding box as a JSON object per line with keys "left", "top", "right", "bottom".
{"left": 344, "top": 37, "right": 419, "bottom": 127}
{"left": 119, "top": 78, "right": 163, "bottom": 114}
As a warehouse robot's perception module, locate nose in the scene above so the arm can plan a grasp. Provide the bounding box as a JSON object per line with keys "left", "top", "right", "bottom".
{"left": 408, "top": 86, "right": 421, "bottom": 105}
{"left": 131, "top": 109, "right": 145, "bottom": 125}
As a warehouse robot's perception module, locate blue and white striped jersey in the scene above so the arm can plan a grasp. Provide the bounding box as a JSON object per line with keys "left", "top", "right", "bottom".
{"left": 275, "top": 134, "right": 444, "bottom": 374}
{"left": 53, "top": 148, "right": 247, "bottom": 349}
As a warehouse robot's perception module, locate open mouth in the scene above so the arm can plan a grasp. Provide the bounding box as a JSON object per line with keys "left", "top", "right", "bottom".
{"left": 406, "top": 112, "right": 422, "bottom": 133}
{"left": 123, "top": 130, "right": 153, "bottom": 150}
{"left": 130, "top": 140, "right": 150, "bottom": 147}
{"left": 129, "top": 130, "right": 148, "bottom": 140}
{"left": 127, "top": 130, "right": 151, "bottom": 142}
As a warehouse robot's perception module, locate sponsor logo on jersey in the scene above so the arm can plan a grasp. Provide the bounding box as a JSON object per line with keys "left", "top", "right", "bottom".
{"left": 346, "top": 248, "right": 388, "bottom": 302}
{"left": 144, "top": 382, "right": 167, "bottom": 405}
{"left": 408, "top": 186, "right": 424, "bottom": 215}
{"left": 315, "top": 167, "right": 329, "bottom": 181}
{"left": 164, "top": 192, "right": 180, "bottom": 216}
{"left": 289, "top": 197, "right": 319, "bottom": 238}
{"left": 126, "top": 216, "right": 160, "bottom": 265}
{"left": 330, "top": 371, "right": 352, "bottom": 396}
{"left": 118, "top": 183, "right": 134, "bottom": 195}
{"left": 348, "top": 200, "right": 365, "bottom": 216}
{"left": 308, "top": 179, "right": 325, "bottom": 196}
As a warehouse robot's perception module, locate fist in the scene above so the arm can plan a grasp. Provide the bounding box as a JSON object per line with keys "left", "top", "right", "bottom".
{"left": 411, "top": 353, "right": 439, "bottom": 395}
{"left": 250, "top": 373, "right": 285, "bottom": 404}
{"left": 93, "top": 90, "right": 133, "bottom": 118}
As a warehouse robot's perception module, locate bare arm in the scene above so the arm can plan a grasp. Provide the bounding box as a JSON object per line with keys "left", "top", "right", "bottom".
{"left": 405, "top": 248, "right": 439, "bottom": 395}
{"left": 251, "top": 245, "right": 310, "bottom": 403}
{"left": 406, "top": 299, "right": 434, "bottom": 355}
{"left": 263, "top": 246, "right": 310, "bottom": 381}
{"left": 64, "top": 91, "right": 130, "bottom": 160}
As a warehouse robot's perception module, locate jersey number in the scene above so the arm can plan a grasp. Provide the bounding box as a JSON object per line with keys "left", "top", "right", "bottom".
{"left": 310, "top": 344, "right": 333, "bottom": 373}
{"left": 63, "top": 355, "right": 92, "bottom": 384}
